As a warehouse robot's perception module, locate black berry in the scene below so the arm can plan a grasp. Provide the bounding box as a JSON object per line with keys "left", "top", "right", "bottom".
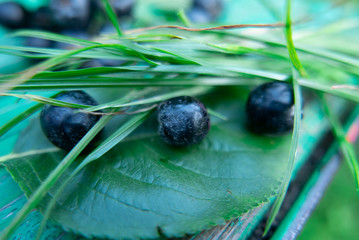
{"left": 186, "top": 7, "right": 212, "bottom": 24}
{"left": 157, "top": 96, "right": 210, "bottom": 146}
{"left": 187, "top": 0, "right": 222, "bottom": 23}
{"left": 49, "top": 0, "right": 92, "bottom": 29}
{"left": 0, "top": 2, "right": 29, "bottom": 29}
{"left": 108, "top": 0, "right": 134, "bottom": 17}
{"left": 246, "top": 82, "right": 295, "bottom": 135}
{"left": 30, "top": 6, "right": 57, "bottom": 31}
{"left": 40, "top": 91, "right": 101, "bottom": 151}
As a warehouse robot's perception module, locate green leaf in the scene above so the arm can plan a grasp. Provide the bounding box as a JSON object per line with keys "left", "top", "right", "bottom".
{"left": 3, "top": 87, "right": 292, "bottom": 239}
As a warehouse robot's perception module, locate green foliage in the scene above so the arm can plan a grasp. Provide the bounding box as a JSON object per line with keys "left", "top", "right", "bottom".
{"left": 0, "top": 0, "right": 358, "bottom": 239}
{"left": 3, "top": 88, "right": 292, "bottom": 239}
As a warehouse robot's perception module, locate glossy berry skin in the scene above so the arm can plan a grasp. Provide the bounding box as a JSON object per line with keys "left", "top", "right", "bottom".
{"left": 246, "top": 82, "right": 295, "bottom": 135}
{"left": 49, "top": 0, "right": 91, "bottom": 29}
{"left": 157, "top": 96, "right": 210, "bottom": 146}
{"left": 0, "top": 2, "right": 29, "bottom": 29}
{"left": 40, "top": 91, "right": 101, "bottom": 151}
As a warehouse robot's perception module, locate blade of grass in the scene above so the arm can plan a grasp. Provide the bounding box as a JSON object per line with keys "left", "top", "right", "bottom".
{"left": 0, "top": 92, "right": 61, "bottom": 137}
{"left": 101, "top": 0, "right": 123, "bottom": 37}
{"left": 82, "top": 86, "right": 212, "bottom": 112}
{"left": 0, "top": 111, "right": 108, "bottom": 239}
{"left": 263, "top": 0, "right": 303, "bottom": 235}
{"left": 0, "top": 43, "right": 152, "bottom": 93}
{"left": 0, "top": 88, "right": 151, "bottom": 239}
{"left": 0, "top": 93, "right": 92, "bottom": 109}
{"left": 177, "top": 9, "right": 192, "bottom": 27}
{"left": 125, "top": 22, "right": 285, "bottom": 34}
{"left": 10, "top": 30, "right": 99, "bottom": 46}
{"left": 320, "top": 94, "right": 359, "bottom": 191}
{"left": 0, "top": 87, "right": 211, "bottom": 113}
{"left": 36, "top": 110, "right": 152, "bottom": 240}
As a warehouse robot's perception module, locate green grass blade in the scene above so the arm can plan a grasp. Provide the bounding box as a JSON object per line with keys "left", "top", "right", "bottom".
{"left": 10, "top": 30, "right": 98, "bottom": 46}
{"left": 0, "top": 112, "right": 111, "bottom": 239}
{"left": 101, "top": 0, "right": 123, "bottom": 37}
{"left": 283, "top": 1, "right": 306, "bottom": 77}
{"left": 83, "top": 86, "right": 212, "bottom": 112}
{"left": 0, "top": 92, "right": 60, "bottom": 137}
{"left": 36, "top": 108, "right": 153, "bottom": 240}
{"left": 320, "top": 94, "right": 359, "bottom": 191}
{"left": 177, "top": 9, "right": 192, "bottom": 27}
{"left": 0, "top": 93, "right": 91, "bottom": 109}
{"left": 0, "top": 43, "right": 144, "bottom": 93}
{"left": 263, "top": 0, "right": 303, "bottom": 235}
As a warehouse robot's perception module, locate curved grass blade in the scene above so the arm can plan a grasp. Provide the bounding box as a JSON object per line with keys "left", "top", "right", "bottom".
{"left": 0, "top": 93, "right": 91, "bottom": 109}
{"left": 10, "top": 30, "right": 99, "bottom": 47}
{"left": 263, "top": 0, "right": 303, "bottom": 235}
{"left": 0, "top": 86, "right": 152, "bottom": 239}
{"left": 0, "top": 92, "right": 61, "bottom": 137}
{"left": 320, "top": 94, "right": 359, "bottom": 191}
{"left": 0, "top": 43, "right": 150, "bottom": 93}
{"left": 0, "top": 111, "right": 111, "bottom": 239}
{"left": 36, "top": 110, "right": 152, "bottom": 240}
{"left": 83, "top": 86, "right": 212, "bottom": 112}
{"left": 125, "top": 23, "right": 285, "bottom": 34}
{"left": 101, "top": 0, "right": 123, "bottom": 37}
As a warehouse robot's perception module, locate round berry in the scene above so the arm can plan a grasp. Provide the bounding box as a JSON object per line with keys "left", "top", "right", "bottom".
{"left": 0, "top": 2, "right": 29, "bottom": 29}
{"left": 186, "top": 7, "right": 212, "bottom": 24}
{"left": 108, "top": 0, "right": 134, "bottom": 17}
{"left": 192, "top": 0, "right": 222, "bottom": 20}
{"left": 40, "top": 91, "right": 101, "bottom": 151}
{"left": 30, "top": 7, "right": 57, "bottom": 31}
{"left": 157, "top": 96, "right": 210, "bottom": 146}
{"left": 49, "top": 0, "right": 92, "bottom": 29}
{"left": 246, "top": 82, "right": 295, "bottom": 135}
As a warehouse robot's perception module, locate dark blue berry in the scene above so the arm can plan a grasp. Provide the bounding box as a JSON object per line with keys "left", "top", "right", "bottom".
{"left": 40, "top": 91, "right": 101, "bottom": 151}
{"left": 192, "top": 0, "right": 222, "bottom": 20}
{"left": 30, "top": 7, "right": 57, "bottom": 31}
{"left": 49, "top": 0, "right": 92, "bottom": 29}
{"left": 246, "top": 82, "right": 295, "bottom": 135}
{"left": 186, "top": 7, "right": 212, "bottom": 24}
{"left": 157, "top": 96, "right": 210, "bottom": 146}
{"left": 0, "top": 2, "right": 29, "bottom": 29}
{"left": 187, "top": 0, "right": 222, "bottom": 23}
{"left": 108, "top": 0, "right": 134, "bottom": 17}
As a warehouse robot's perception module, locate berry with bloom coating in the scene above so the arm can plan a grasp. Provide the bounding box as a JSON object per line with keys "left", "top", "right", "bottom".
{"left": 40, "top": 91, "right": 101, "bottom": 151}
{"left": 157, "top": 96, "right": 210, "bottom": 146}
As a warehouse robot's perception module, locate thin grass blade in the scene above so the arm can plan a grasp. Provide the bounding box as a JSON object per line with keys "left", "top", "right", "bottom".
{"left": 36, "top": 110, "right": 152, "bottom": 239}
{"left": 101, "top": 0, "right": 123, "bottom": 37}
{"left": 0, "top": 92, "right": 61, "bottom": 137}
{"left": 0, "top": 110, "right": 112, "bottom": 239}
{"left": 263, "top": 0, "right": 304, "bottom": 235}
{"left": 320, "top": 94, "right": 359, "bottom": 191}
